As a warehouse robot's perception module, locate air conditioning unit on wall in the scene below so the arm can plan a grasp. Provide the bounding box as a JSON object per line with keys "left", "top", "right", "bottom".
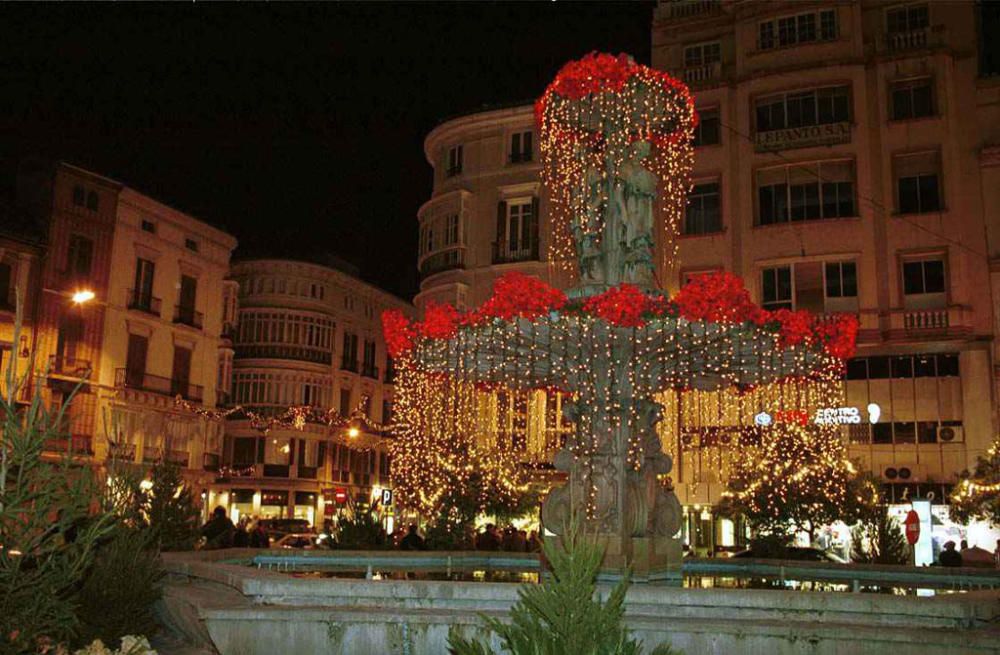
{"left": 937, "top": 426, "right": 964, "bottom": 443}
{"left": 884, "top": 464, "right": 925, "bottom": 482}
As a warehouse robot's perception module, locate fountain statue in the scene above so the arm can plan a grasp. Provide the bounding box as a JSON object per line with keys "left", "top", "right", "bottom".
{"left": 385, "top": 53, "right": 856, "bottom": 579}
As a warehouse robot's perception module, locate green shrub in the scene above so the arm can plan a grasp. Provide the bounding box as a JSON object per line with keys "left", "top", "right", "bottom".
{"left": 448, "top": 520, "right": 679, "bottom": 655}
{"left": 75, "top": 528, "right": 163, "bottom": 647}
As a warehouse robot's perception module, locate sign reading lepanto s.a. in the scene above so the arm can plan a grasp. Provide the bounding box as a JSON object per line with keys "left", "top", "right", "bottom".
{"left": 754, "top": 121, "right": 851, "bottom": 153}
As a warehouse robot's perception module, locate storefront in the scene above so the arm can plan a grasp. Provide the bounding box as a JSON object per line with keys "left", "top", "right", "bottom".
{"left": 260, "top": 489, "right": 288, "bottom": 519}
{"left": 293, "top": 491, "right": 318, "bottom": 526}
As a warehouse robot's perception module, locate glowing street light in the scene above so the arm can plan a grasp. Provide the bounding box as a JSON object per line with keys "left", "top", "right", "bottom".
{"left": 71, "top": 289, "right": 96, "bottom": 305}
{"left": 347, "top": 426, "right": 360, "bottom": 439}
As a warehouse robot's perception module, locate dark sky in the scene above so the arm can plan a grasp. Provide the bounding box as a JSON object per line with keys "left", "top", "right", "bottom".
{"left": 0, "top": 2, "right": 654, "bottom": 300}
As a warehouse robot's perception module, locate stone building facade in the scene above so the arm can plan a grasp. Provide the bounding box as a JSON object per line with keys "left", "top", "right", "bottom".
{"left": 217, "top": 259, "right": 412, "bottom": 526}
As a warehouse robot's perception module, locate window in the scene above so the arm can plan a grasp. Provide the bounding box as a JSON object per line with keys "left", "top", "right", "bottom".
{"left": 184, "top": 238, "right": 199, "bottom": 252}
{"left": 86, "top": 191, "right": 98, "bottom": 211}
{"left": 495, "top": 198, "right": 538, "bottom": 262}
{"left": 0, "top": 261, "right": 12, "bottom": 308}
{"left": 755, "top": 86, "right": 850, "bottom": 132}
{"left": 420, "top": 213, "right": 461, "bottom": 256}
{"left": 171, "top": 345, "right": 192, "bottom": 396}
{"left": 446, "top": 145, "right": 463, "bottom": 177}
{"left": 759, "top": 9, "right": 836, "bottom": 49}
{"left": 141, "top": 219, "right": 156, "bottom": 233}
{"left": 66, "top": 234, "right": 94, "bottom": 280}
{"left": 761, "top": 266, "right": 792, "bottom": 310}
{"left": 72, "top": 185, "right": 85, "bottom": 206}
{"left": 684, "top": 42, "right": 720, "bottom": 67}
{"left": 824, "top": 261, "right": 857, "bottom": 298}
{"left": 887, "top": 4, "right": 929, "bottom": 33}
{"left": 895, "top": 152, "right": 941, "bottom": 213}
{"left": 684, "top": 182, "right": 721, "bottom": 235}
{"left": 178, "top": 274, "right": 197, "bottom": 317}
{"left": 891, "top": 78, "right": 933, "bottom": 120}
{"left": 510, "top": 131, "right": 533, "bottom": 163}
{"left": 902, "top": 258, "right": 945, "bottom": 295}
{"left": 341, "top": 332, "right": 358, "bottom": 370}
{"left": 692, "top": 107, "right": 720, "bottom": 147}
{"left": 757, "top": 161, "right": 855, "bottom": 225}
{"left": 340, "top": 388, "right": 352, "bottom": 415}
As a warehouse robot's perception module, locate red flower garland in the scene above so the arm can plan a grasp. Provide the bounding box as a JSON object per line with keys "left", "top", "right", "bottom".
{"left": 772, "top": 309, "right": 815, "bottom": 348}
{"left": 421, "top": 301, "right": 461, "bottom": 340}
{"left": 672, "top": 272, "right": 760, "bottom": 324}
{"left": 472, "top": 272, "right": 568, "bottom": 323}
{"left": 381, "top": 309, "right": 415, "bottom": 358}
{"left": 815, "top": 313, "right": 860, "bottom": 359}
{"left": 582, "top": 284, "right": 656, "bottom": 327}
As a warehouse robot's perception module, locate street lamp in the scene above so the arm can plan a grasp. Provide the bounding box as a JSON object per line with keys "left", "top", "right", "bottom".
{"left": 347, "top": 426, "right": 360, "bottom": 439}
{"left": 71, "top": 289, "right": 95, "bottom": 305}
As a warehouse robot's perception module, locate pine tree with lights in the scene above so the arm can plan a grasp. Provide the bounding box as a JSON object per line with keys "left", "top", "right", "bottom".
{"left": 949, "top": 437, "right": 1000, "bottom": 526}
{"left": 720, "top": 423, "right": 872, "bottom": 543}
{"left": 850, "top": 499, "right": 908, "bottom": 565}
{"left": 447, "top": 519, "right": 678, "bottom": 655}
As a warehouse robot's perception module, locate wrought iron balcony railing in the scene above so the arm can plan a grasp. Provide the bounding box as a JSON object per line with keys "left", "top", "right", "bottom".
{"left": 492, "top": 239, "right": 539, "bottom": 265}
{"left": 341, "top": 358, "right": 359, "bottom": 373}
{"left": 127, "top": 288, "right": 161, "bottom": 316}
{"left": 48, "top": 355, "right": 92, "bottom": 378}
{"left": 173, "top": 304, "right": 203, "bottom": 330}
{"left": 115, "top": 368, "right": 204, "bottom": 402}
{"left": 361, "top": 363, "right": 379, "bottom": 379}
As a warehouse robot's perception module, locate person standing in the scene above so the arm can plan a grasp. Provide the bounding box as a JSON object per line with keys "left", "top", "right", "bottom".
{"left": 938, "top": 541, "right": 963, "bottom": 567}
{"left": 399, "top": 524, "right": 426, "bottom": 551}
{"left": 201, "top": 506, "right": 235, "bottom": 550}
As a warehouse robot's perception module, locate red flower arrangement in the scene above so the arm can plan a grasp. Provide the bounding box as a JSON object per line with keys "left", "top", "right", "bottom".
{"left": 814, "top": 313, "right": 860, "bottom": 359}
{"left": 548, "top": 52, "right": 636, "bottom": 100}
{"left": 582, "top": 284, "right": 657, "bottom": 327}
{"left": 472, "top": 272, "right": 568, "bottom": 323}
{"left": 381, "top": 309, "right": 415, "bottom": 358}
{"left": 421, "top": 301, "right": 461, "bottom": 340}
{"left": 772, "top": 309, "right": 815, "bottom": 348}
{"left": 672, "top": 272, "right": 760, "bottom": 324}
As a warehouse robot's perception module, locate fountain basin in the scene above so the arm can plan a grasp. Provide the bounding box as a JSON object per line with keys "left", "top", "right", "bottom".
{"left": 158, "top": 549, "right": 1000, "bottom": 655}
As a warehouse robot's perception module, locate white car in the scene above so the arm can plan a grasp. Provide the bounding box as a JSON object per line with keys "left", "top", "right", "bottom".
{"left": 273, "top": 533, "right": 321, "bottom": 549}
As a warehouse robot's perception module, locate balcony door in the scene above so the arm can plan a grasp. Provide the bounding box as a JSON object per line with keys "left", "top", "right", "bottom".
{"left": 171, "top": 345, "right": 192, "bottom": 397}
{"left": 178, "top": 275, "right": 197, "bottom": 322}
{"left": 133, "top": 258, "right": 155, "bottom": 309}
{"left": 125, "top": 334, "right": 148, "bottom": 388}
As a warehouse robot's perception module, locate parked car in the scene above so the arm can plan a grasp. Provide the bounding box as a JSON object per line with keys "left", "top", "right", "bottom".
{"left": 274, "top": 533, "right": 322, "bottom": 549}
{"left": 258, "top": 518, "right": 312, "bottom": 541}
{"left": 730, "top": 546, "right": 848, "bottom": 564}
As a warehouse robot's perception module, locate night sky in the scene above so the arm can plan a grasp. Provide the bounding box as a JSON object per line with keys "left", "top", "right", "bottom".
{"left": 0, "top": 2, "right": 654, "bottom": 300}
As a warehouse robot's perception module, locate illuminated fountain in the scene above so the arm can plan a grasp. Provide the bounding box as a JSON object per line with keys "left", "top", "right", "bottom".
{"left": 384, "top": 53, "right": 858, "bottom": 578}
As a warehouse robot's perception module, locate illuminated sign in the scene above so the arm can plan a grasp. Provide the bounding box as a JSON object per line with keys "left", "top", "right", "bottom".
{"left": 754, "top": 412, "right": 772, "bottom": 427}
{"left": 381, "top": 488, "right": 393, "bottom": 506}
{"left": 754, "top": 404, "right": 881, "bottom": 427}
{"left": 755, "top": 121, "right": 851, "bottom": 152}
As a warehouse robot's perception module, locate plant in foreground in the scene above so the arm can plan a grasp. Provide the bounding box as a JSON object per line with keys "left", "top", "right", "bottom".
{"left": 447, "top": 520, "right": 678, "bottom": 655}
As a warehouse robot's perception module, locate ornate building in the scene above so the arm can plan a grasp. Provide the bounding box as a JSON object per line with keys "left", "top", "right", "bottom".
{"left": 217, "top": 259, "right": 412, "bottom": 525}
{"left": 3, "top": 161, "right": 238, "bottom": 517}
{"left": 417, "top": 0, "right": 1000, "bottom": 552}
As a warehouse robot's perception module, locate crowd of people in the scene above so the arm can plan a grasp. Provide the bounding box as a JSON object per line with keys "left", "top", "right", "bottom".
{"left": 937, "top": 538, "right": 1000, "bottom": 568}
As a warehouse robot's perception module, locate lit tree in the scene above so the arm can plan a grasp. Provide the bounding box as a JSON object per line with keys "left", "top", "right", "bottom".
{"left": 950, "top": 437, "right": 1000, "bottom": 526}
{"left": 720, "top": 423, "right": 874, "bottom": 543}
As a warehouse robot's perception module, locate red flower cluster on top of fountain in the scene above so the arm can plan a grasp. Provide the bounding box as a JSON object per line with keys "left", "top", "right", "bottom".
{"left": 421, "top": 301, "right": 462, "bottom": 339}
{"left": 772, "top": 309, "right": 816, "bottom": 348}
{"left": 583, "top": 284, "right": 658, "bottom": 327}
{"left": 470, "top": 272, "right": 568, "bottom": 323}
{"left": 548, "top": 52, "right": 636, "bottom": 100}
{"left": 381, "top": 309, "right": 415, "bottom": 358}
{"left": 672, "top": 272, "right": 768, "bottom": 325}
{"left": 814, "top": 313, "right": 860, "bottom": 359}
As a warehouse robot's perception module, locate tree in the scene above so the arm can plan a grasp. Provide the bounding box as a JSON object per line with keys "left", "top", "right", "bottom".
{"left": 447, "top": 520, "right": 678, "bottom": 655}
{"left": 0, "top": 303, "right": 114, "bottom": 652}
{"left": 950, "top": 437, "right": 1000, "bottom": 526}
{"left": 144, "top": 460, "right": 201, "bottom": 551}
{"left": 851, "top": 504, "right": 909, "bottom": 565}
{"left": 719, "top": 423, "right": 873, "bottom": 543}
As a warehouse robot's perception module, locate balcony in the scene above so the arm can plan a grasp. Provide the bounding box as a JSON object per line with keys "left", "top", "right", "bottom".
{"left": 48, "top": 355, "right": 92, "bottom": 379}
{"left": 142, "top": 445, "right": 160, "bottom": 463}
{"left": 492, "top": 239, "right": 539, "bottom": 265}
{"left": 235, "top": 343, "right": 332, "bottom": 365}
{"left": 877, "top": 27, "right": 944, "bottom": 54}
{"left": 173, "top": 304, "right": 203, "bottom": 330}
{"left": 680, "top": 62, "right": 722, "bottom": 86}
{"left": 361, "top": 363, "right": 380, "bottom": 379}
{"left": 508, "top": 151, "right": 533, "bottom": 164}
{"left": 127, "top": 288, "right": 161, "bottom": 317}
{"left": 419, "top": 249, "right": 465, "bottom": 279}
{"left": 203, "top": 452, "right": 220, "bottom": 472}
{"left": 115, "top": 368, "right": 204, "bottom": 403}
{"left": 341, "top": 358, "right": 359, "bottom": 373}
{"left": 445, "top": 166, "right": 462, "bottom": 178}
{"left": 886, "top": 306, "right": 973, "bottom": 341}
{"left": 165, "top": 449, "right": 190, "bottom": 467}
{"left": 263, "top": 464, "right": 290, "bottom": 478}
{"left": 107, "top": 442, "right": 136, "bottom": 461}
{"left": 384, "top": 367, "right": 396, "bottom": 384}
{"left": 44, "top": 435, "right": 93, "bottom": 455}
{"left": 297, "top": 465, "right": 318, "bottom": 480}
{"left": 665, "top": 0, "right": 719, "bottom": 19}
